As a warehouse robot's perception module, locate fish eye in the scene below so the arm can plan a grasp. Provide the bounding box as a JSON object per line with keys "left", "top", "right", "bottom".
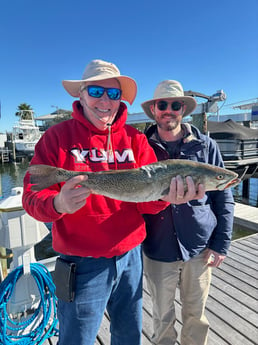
{"left": 216, "top": 174, "right": 224, "bottom": 180}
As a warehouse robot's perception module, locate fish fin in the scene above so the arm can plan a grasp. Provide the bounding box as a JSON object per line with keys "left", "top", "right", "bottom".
{"left": 28, "top": 165, "right": 67, "bottom": 191}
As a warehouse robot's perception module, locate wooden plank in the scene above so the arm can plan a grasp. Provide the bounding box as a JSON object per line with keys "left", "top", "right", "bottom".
{"left": 228, "top": 246, "right": 257, "bottom": 265}
{"left": 228, "top": 249, "right": 258, "bottom": 269}
{"left": 222, "top": 256, "right": 257, "bottom": 276}
{"left": 205, "top": 306, "right": 255, "bottom": 345}
{"left": 212, "top": 267, "right": 257, "bottom": 297}
{"left": 226, "top": 250, "right": 257, "bottom": 270}
{"left": 231, "top": 240, "right": 258, "bottom": 257}
{"left": 208, "top": 284, "right": 257, "bottom": 328}
{"left": 231, "top": 235, "right": 258, "bottom": 251}
{"left": 238, "top": 237, "right": 258, "bottom": 250}
{"left": 218, "top": 262, "right": 257, "bottom": 289}
{"left": 211, "top": 275, "right": 257, "bottom": 312}
{"left": 245, "top": 234, "right": 258, "bottom": 244}
{"left": 234, "top": 203, "right": 258, "bottom": 231}
{"left": 44, "top": 234, "right": 258, "bottom": 345}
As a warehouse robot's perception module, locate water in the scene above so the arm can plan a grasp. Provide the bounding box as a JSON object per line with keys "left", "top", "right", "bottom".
{"left": 0, "top": 160, "right": 57, "bottom": 260}
{"left": 0, "top": 160, "right": 30, "bottom": 198}
{"left": 233, "top": 179, "right": 258, "bottom": 207}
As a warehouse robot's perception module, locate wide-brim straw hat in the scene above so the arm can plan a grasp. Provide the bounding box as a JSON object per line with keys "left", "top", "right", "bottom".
{"left": 62, "top": 59, "right": 137, "bottom": 105}
{"left": 141, "top": 80, "right": 197, "bottom": 119}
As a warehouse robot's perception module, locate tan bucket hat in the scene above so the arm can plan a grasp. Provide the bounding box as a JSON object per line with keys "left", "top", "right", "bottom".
{"left": 62, "top": 59, "right": 137, "bottom": 105}
{"left": 141, "top": 80, "right": 197, "bottom": 119}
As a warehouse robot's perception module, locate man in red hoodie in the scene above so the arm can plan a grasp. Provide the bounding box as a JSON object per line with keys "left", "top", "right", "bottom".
{"left": 22, "top": 59, "right": 204, "bottom": 345}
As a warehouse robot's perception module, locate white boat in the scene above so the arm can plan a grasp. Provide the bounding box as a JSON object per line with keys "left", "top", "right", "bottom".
{"left": 12, "top": 118, "right": 43, "bottom": 156}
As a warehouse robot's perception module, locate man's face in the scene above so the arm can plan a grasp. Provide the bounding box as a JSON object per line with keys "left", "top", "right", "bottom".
{"left": 151, "top": 99, "right": 185, "bottom": 132}
{"left": 80, "top": 79, "right": 121, "bottom": 130}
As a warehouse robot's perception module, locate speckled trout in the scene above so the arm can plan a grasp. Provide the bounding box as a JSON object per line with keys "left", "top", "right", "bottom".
{"left": 28, "top": 160, "right": 240, "bottom": 202}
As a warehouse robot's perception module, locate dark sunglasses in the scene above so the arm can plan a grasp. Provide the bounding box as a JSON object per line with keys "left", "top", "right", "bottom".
{"left": 156, "top": 100, "right": 184, "bottom": 112}
{"left": 86, "top": 85, "right": 122, "bottom": 101}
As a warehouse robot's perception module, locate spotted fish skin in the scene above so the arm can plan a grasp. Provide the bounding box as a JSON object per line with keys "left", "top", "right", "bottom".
{"left": 28, "top": 160, "right": 240, "bottom": 202}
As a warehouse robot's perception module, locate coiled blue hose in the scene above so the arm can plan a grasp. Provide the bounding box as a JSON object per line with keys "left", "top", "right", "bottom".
{"left": 0, "top": 262, "right": 59, "bottom": 344}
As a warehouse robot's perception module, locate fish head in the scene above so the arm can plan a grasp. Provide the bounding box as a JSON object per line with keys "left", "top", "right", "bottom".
{"left": 155, "top": 159, "right": 241, "bottom": 193}
{"left": 203, "top": 166, "right": 240, "bottom": 191}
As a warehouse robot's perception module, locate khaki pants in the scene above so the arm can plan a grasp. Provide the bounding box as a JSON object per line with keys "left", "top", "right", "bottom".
{"left": 143, "top": 252, "right": 211, "bottom": 345}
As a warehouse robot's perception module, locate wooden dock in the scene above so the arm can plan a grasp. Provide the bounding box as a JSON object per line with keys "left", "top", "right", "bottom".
{"left": 2, "top": 202, "right": 258, "bottom": 344}
{"left": 234, "top": 202, "right": 258, "bottom": 231}
{"left": 95, "top": 233, "right": 258, "bottom": 345}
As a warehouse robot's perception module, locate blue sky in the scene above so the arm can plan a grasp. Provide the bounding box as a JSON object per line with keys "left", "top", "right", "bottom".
{"left": 0, "top": 0, "right": 257, "bottom": 131}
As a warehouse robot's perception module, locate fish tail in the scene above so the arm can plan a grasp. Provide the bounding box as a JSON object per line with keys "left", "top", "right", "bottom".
{"left": 28, "top": 165, "right": 69, "bottom": 191}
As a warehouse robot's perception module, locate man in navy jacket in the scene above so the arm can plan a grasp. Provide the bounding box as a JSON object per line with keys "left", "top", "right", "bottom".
{"left": 141, "top": 80, "right": 235, "bottom": 345}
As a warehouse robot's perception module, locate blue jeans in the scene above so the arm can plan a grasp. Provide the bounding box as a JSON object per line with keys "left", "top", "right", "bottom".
{"left": 57, "top": 245, "right": 143, "bottom": 345}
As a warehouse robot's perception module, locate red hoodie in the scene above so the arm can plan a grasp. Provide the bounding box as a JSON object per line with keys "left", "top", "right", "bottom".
{"left": 22, "top": 101, "right": 168, "bottom": 258}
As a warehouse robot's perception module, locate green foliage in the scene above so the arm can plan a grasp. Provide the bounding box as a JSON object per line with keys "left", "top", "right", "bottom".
{"left": 15, "top": 103, "right": 34, "bottom": 120}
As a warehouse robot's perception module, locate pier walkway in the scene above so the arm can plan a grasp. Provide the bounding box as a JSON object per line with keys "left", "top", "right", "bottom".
{"left": 42, "top": 233, "right": 258, "bottom": 344}
{"left": 234, "top": 202, "right": 258, "bottom": 231}
{"left": 38, "top": 233, "right": 258, "bottom": 344}
{"left": 95, "top": 233, "right": 258, "bottom": 345}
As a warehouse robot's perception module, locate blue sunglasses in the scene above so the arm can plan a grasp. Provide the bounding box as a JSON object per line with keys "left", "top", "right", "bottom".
{"left": 86, "top": 85, "right": 122, "bottom": 101}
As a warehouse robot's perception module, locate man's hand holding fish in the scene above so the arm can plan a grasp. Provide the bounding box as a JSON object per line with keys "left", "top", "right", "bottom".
{"left": 161, "top": 175, "right": 205, "bottom": 204}
{"left": 54, "top": 175, "right": 90, "bottom": 214}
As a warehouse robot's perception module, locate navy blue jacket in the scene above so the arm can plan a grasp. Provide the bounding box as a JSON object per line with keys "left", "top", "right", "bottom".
{"left": 142, "top": 124, "right": 235, "bottom": 262}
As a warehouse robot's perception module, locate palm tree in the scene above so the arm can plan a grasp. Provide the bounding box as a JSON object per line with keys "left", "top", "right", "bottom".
{"left": 15, "top": 103, "right": 34, "bottom": 120}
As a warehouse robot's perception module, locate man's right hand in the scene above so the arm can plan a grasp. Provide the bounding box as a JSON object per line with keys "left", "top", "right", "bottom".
{"left": 54, "top": 175, "right": 91, "bottom": 214}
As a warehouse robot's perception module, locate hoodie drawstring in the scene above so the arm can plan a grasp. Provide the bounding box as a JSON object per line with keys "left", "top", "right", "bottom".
{"left": 106, "top": 124, "right": 118, "bottom": 169}
{"left": 106, "top": 124, "right": 112, "bottom": 160}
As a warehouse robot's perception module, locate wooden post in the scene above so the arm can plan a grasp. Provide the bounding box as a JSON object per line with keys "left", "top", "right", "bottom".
{"left": 0, "top": 248, "right": 8, "bottom": 280}
{"left": 191, "top": 112, "right": 207, "bottom": 134}
{"left": 12, "top": 141, "right": 16, "bottom": 161}
{"left": 242, "top": 179, "right": 250, "bottom": 201}
{"left": 0, "top": 176, "right": 8, "bottom": 280}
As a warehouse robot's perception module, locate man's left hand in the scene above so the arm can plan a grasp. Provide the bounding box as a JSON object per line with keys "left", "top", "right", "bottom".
{"left": 204, "top": 249, "right": 226, "bottom": 267}
{"left": 161, "top": 175, "right": 205, "bottom": 204}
